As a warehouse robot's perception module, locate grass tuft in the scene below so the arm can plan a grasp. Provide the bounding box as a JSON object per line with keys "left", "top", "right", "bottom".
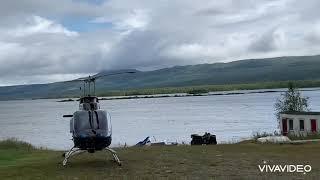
{"left": 0, "top": 138, "right": 36, "bottom": 151}
{"left": 288, "top": 133, "right": 320, "bottom": 141}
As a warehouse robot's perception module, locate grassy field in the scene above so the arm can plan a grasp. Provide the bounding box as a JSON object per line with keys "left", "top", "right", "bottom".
{"left": 97, "top": 80, "right": 320, "bottom": 97}
{"left": 1, "top": 140, "right": 320, "bottom": 179}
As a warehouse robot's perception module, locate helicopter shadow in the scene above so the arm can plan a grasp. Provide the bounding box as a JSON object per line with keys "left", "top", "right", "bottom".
{"left": 61, "top": 159, "right": 121, "bottom": 169}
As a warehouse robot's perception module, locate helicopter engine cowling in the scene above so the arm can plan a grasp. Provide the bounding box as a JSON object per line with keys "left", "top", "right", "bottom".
{"left": 70, "top": 110, "right": 112, "bottom": 150}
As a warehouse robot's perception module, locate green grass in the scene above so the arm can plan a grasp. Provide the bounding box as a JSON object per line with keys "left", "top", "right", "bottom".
{"left": 96, "top": 80, "right": 320, "bottom": 97}
{"left": 0, "top": 139, "right": 35, "bottom": 167}
{"left": 1, "top": 140, "right": 320, "bottom": 179}
{"left": 288, "top": 133, "right": 320, "bottom": 141}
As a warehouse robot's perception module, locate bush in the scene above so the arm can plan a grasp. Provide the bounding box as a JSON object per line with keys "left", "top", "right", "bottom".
{"left": 187, "top": 89, "right": 209, "bottom": 94}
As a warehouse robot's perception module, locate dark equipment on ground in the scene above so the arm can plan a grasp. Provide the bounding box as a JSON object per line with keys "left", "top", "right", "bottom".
{"left": 135, "top": 136, "right": 151, "bottom": 146}
{"left": 191, "top": 132, "right": 217, "bottom": 145}
{"left": 62, "top": 71, "right": 135, "bottom": 166}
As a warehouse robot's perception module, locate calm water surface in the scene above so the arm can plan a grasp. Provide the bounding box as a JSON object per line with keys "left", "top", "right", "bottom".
{"left": 1, "top": 89, "right": 320, "bottom": 150}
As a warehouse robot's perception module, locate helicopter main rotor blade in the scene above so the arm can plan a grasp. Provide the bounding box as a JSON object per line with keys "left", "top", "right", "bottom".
{"left": 71, "top": 71, "right": 136, "bottom": 82}
{"left": 92, "top": 71, "right": 136, "bottom": 80}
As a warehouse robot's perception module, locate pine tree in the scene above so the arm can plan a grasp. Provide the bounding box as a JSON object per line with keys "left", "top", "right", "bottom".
{"left": 274, "top": 82, "right": 310, "bottom": 123}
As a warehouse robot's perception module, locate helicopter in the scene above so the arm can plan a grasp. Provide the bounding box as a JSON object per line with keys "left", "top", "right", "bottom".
{"left": 62, "top": 71, "right": 135, "bottom": 166}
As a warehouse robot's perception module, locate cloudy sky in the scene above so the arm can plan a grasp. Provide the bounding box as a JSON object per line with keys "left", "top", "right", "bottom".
{"left": 1, "top": 0, "right": 320, "bottom": 86}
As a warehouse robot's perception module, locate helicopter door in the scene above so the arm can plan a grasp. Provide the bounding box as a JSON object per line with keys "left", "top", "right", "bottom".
{"left": 91, "top": 110, "right": 110, "bottom": 136}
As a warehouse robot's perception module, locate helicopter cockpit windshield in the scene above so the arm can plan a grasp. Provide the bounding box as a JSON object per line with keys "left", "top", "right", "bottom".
{"left": 80, "top": 96, "right": 99, "bottom": 103}
{"left": 79, "top": 96, "right": 100, "bottom": 111}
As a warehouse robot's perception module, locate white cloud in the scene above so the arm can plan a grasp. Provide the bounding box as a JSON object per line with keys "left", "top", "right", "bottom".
{"left": 92, "top": 9, "right": 150, "bottom": 34}
{"left": 10, "top": 16, "right": 78, "bottom": 37}
{"left": 114, "top": 9, "right": 149, "bottom": 30}
{"left": 1, "top": 0, "right": 320, "bottom": 85}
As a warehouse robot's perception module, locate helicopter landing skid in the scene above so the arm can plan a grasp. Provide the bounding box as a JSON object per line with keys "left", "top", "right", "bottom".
{"left": 62, "top": 147, "right": 122, "bottom": 166}
{"left": 105, "top": 147, "right": 122, "bottom": 166}
{"left": 62, "top": 147, "right": 85, "bottom": 166}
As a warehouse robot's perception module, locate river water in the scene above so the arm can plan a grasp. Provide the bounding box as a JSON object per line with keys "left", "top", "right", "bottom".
{"left": 1, "top": 88, "right": 320, "bottom": 150}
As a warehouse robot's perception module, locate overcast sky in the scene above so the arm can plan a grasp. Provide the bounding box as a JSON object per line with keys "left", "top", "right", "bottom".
{"left": 1, "top": 0, "right": 320, "bottom": 86}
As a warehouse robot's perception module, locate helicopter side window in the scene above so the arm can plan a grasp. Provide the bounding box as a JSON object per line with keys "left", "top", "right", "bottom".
{"left": 82, "top": 103, "right": 90, "bottom": 110}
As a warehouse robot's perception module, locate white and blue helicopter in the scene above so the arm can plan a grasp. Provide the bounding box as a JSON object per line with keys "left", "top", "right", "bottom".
{"left": 62, "top": 71, "right": 135, "bottom": 166}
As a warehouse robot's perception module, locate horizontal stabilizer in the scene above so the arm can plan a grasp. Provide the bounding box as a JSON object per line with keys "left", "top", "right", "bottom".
{"left": 63, "top": 115, "right": 73, "bottom": 118}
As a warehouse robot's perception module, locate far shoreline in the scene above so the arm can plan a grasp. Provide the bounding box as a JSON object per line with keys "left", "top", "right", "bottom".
{"left": 56, "top": 87, "right": 320, "bottom": 102}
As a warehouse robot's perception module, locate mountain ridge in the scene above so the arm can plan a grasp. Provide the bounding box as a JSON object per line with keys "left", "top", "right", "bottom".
{"left": 1, "top": 55, "right": 320, "bottom": 100}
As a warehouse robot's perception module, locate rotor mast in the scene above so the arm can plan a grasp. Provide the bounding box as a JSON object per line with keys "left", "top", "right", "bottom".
{"left": 81, "top": 76, "right": 96, "bottom": 97}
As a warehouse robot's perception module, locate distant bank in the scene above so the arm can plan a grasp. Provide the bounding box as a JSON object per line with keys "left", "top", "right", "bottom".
{"left": 3, "top": 80, "right": 320, "bottom": 101}
{"left": 56, "top": 85, "right": 320, "bottom": 102}
{"left": 96, "top": 80, "right": 320, "bottom": 98}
